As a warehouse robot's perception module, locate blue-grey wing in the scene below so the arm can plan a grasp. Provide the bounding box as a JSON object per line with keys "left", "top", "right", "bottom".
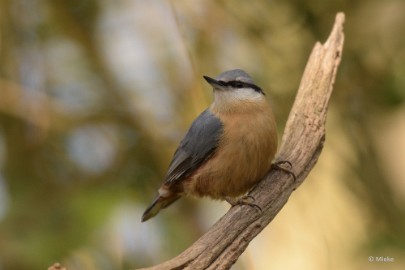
{"left": 164, "top": 109, "right": 223, "bottom": 185}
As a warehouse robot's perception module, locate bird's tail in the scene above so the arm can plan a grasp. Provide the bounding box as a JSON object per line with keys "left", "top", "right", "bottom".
{"left": 141, "top": 195, "right": 181, "bottom": 222}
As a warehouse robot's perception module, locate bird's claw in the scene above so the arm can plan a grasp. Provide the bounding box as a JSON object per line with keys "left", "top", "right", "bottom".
{"left": 226, "top": 195, "right": 262, "bottom": 212}
{"left": 272, "top": 160, "right": 296, "bottom": 182}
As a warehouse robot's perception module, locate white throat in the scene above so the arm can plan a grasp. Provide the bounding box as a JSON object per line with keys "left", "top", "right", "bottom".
{"left": 212, "top": 88, "right": 264, "bottom": 112}
{"left": 215, "top": 87, "right": 262, "bottom": 102}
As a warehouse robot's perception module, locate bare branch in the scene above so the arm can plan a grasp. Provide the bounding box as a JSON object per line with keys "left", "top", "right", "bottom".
{"left": 137, "top": 12, "right": 345, "bottom": 270}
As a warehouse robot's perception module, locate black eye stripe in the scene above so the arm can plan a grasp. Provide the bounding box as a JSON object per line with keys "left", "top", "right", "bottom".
{"left": 218, "top": 80, "right": 265, "bottom": 95}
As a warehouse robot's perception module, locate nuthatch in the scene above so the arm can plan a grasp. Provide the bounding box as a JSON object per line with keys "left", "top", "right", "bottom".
{"left": 142, "top": 69, "right": 278, "bottom": 222}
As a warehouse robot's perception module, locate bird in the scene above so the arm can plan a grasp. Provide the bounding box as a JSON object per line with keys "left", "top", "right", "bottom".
{"left": 142, "top": 69, "right": 279, "bottom": 222}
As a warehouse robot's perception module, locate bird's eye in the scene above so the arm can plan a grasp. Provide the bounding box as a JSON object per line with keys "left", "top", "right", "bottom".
{"left": 234, "top": 81, "right": 244, "bottom": 88}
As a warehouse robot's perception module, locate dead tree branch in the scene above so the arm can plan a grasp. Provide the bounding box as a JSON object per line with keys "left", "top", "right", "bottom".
{"left": 137, "top": 12, "right": 345, "bottom": 270}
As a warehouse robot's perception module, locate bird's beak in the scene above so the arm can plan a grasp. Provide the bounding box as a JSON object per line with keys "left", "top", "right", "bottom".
{"left": 203, "top": 76, "right": 227, "bottom": 90}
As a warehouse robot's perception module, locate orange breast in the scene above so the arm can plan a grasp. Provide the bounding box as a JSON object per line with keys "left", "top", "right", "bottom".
{"left": 184, "top": 99, "right": 278, "bottom": 199}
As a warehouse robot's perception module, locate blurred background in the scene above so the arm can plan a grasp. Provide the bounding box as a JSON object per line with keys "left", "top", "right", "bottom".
{"left": 1, "top": 0, "right": 404, "bottom": 269}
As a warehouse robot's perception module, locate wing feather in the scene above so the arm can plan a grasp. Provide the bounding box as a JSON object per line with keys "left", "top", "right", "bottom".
{"left": 165, "top": 110, "right": 223, "bottom": 185}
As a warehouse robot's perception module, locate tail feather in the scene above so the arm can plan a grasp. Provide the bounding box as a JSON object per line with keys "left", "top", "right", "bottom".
{"left": 141, "top": 195, "right": 181, "bottom": 222}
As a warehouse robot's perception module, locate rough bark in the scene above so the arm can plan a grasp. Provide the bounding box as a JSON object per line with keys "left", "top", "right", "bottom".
{"left": 137, "top": 12, "right": 345, "bottom": 270}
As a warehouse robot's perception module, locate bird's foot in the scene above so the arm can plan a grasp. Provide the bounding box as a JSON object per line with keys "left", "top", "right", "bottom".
{"left": 272, "top": 160, "right": 296, "bottom": 182}
{"left": 225, "top": 195, "right": 262, "bottom": 212}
